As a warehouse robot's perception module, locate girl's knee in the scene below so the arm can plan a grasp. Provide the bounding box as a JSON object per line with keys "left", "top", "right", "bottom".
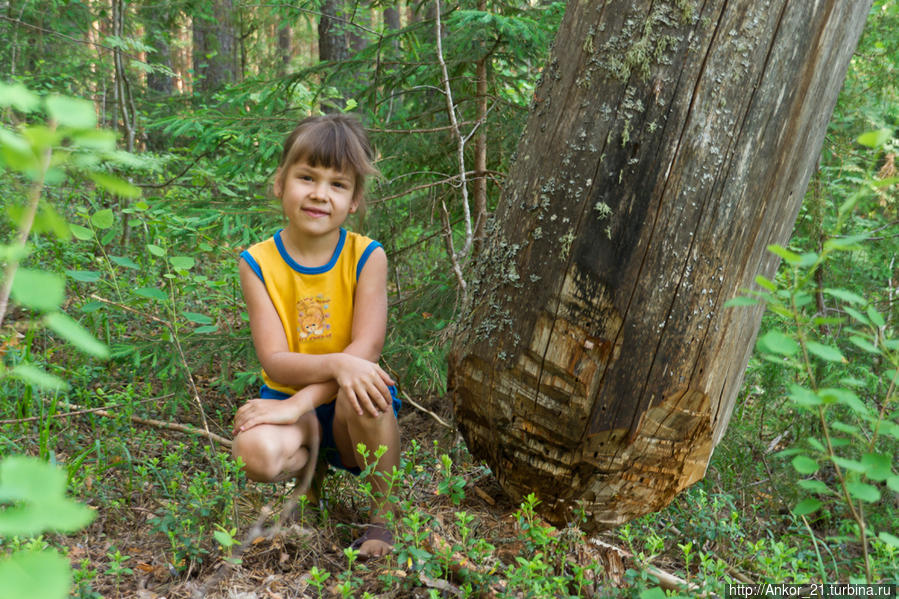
{"left": 233, "top": 432, "right": 282, "bottom": 482}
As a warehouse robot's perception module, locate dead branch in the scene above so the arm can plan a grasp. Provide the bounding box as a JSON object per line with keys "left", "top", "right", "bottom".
{"left": 401, "top": 388, "right": 452, "bottom": 430}
{"left": 441, "top": 199, "right": 468, "bottom": 296}
{"left": 0, "top": 394, "right": 173, "bottom": 425}
{"left": 589, "top": 537, "right": 702, "bottom": 595}
{"left": 53, "top": 399, "right": 232, "bottom": 447}
{"left": 435, "top": 0, "right": 473, "bottom": 273}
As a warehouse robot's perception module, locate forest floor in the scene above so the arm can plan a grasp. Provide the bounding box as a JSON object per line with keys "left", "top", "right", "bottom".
{"left": 49, "top": 375, "right": 682, "bottom": 599}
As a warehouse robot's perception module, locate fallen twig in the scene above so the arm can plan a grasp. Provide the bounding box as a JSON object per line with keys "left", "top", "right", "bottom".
{"left": 589, "top": 537, "right": 701, "bottom": 595}
{"left": 53, "top": 399, "right": 232, "bottom": 447}
{"left": 400, "top": 388, "right": 452, "bottom": 430}
{"left": 0, "top": 394, "right": 173, "bottom": 425}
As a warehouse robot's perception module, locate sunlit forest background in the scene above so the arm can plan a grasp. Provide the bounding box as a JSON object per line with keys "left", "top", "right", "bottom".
{"left": 0, "top": 1, "right": 897, "bottom": 597}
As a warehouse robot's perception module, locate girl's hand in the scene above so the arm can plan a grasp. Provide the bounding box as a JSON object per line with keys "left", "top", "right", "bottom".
{"left": 332, "top": 354, "right": 394, "bottom": 417}
{"left": 233, "top": 398, "right": 302, "bottom": 435}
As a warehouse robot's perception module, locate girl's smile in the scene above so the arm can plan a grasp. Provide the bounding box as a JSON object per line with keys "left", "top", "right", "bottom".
{"left": 275, "top": 160, "right": 358, "bottom": 241}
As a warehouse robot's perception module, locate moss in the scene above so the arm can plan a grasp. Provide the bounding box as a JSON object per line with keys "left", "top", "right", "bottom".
{"left": 594, "top": 201, "right": 613, "bottom": 220}
{"left": 560, "top": 231, "right": 576, "bottom": 258}
{"left": 597, "top": 1, "right": 694, "bottom": 83}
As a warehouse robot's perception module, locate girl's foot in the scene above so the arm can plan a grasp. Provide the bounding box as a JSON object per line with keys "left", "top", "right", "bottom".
{"left": 350, "top": 523, "right": 394, "bottom": 559}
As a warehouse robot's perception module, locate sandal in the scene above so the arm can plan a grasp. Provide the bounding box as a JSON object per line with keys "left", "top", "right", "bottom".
{"left": 349, "top": 523, "right": 394, "bottom": 559}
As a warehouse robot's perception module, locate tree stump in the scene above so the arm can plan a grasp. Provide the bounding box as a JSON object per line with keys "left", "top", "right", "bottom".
{"left": 449, "top": 0, "right": 871, "bottom": 531}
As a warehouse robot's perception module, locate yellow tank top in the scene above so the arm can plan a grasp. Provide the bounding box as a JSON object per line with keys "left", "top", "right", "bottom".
{"left": 240, "top": 228, "right": 383, "bottom": 395}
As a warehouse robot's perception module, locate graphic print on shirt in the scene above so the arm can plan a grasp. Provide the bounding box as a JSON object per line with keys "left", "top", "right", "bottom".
{"left": 297, "top": 295, "right": 332, "bottom": 341}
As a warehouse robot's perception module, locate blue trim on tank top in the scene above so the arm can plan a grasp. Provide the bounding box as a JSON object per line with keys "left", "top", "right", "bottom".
{"left": 356, "top": 240, "right": 383, "bottom": 281}
{"left": 274, "top": 227, "right": 347, "bottom": 275}
{"left": 239, "top": 250, "right": 265, "bottom": 283}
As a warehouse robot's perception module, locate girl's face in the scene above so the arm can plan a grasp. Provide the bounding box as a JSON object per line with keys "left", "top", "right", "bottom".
{"left": 274, "top": 159, "right": 358, "bottom": 241}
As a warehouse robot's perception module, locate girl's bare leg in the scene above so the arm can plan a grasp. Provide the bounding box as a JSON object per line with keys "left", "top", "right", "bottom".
{"left": 233, "top": 411, "right": 320, "bottom": 483}
{"left": 332, "top": 400, "right": 401, "bottom": 557}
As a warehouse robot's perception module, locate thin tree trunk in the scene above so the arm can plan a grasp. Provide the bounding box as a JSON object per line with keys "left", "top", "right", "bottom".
{"left": 278, "top": 22, "right": 291, "bottom": 75}
{"left": 472, "top": 0, "right": 488, "bottom": 255}
{"left": 449, "top": 0, "right": 871, "bottom": 531}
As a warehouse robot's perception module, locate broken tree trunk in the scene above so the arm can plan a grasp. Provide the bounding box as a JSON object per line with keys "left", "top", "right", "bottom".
{"left": 449, "top": 0, "right": 870, "bottom": 531}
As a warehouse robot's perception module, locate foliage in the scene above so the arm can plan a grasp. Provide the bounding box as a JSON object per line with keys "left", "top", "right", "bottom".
{"left": 0, "top": 0, "right": 897, "bottom": 596}
{"left": 0, "top": 456, "right": 95, "bottom": 599}
{"left": 731, "top": 130, "right": 898, "bottom": 582}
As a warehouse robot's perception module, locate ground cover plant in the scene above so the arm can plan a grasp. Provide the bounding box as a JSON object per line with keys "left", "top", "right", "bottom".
{"left": 1, "top": 1, "right": 897, "bottom": 597}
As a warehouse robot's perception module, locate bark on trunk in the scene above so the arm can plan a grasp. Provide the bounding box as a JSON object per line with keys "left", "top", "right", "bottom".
{"left": 192, "top": 0, "right": 238, "bottom": 92}
{"left": 449, "top": 0, "right": 870, "bottom": 531}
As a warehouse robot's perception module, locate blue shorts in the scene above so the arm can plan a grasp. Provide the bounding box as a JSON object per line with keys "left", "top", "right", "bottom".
{"left": 259, "top": 384, "right": 401, "bottom": 476}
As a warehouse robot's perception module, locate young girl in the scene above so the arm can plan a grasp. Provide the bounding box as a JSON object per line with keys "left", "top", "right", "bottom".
{"left": 232, "top": 114, "right": 400, "bottom": 558}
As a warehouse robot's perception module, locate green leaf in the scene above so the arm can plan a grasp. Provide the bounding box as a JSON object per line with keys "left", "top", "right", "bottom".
{"left": 65, "top": 270, "right": 100, "bottom": 283}
{"left": 831, "top": 421, "right": 861, "bottom": 436}
{"left": 887, "top": 476, "right": 899, "bottom": 493}
{"left": 9, "top": 364, "right": 70, "bottom": 392}
{"left": 767, "top": 244, "right": 802, "bottom": 265}
{"left": 865, "top": 306, "right": 885, "bottom": 328}
{"left": 878, "top": 532, "right": 899, "bottom": 549}
{"left": 70, "top": 129, "right": 116, "bottom": 152}
{"left": 10, "top": 269, "right": 65, "bottom": 312}
{"left": 134, "top": 287, "right": 167, "bottom": 302}
{"left": 796, "top": 479, "right": 831, "bottom": 495}
{"left": 193, "top": 325, "right": 218, "bottom": 334}
{"left": 832, "top": 456, "right": 867, "bottom": 473}
{"left": 797, "top": 252, "right": 818, "bottom": 268}
{"left": 757, "top": 330, "right": 799, "bottom": 356}
{"left": 147, "top": 244, "right": 166, "bottom": 257}
{"left": 69, "top": 224, "right": 93, "bottom": 241}
{"left": 29, "top": 204, "right": 70, "bottom": 240}
{"left": 88, "top": 172, "right": 141, "bottom": 199}
{"left": 90, "top": 209, "right": 114, "bottom": 230}
{"left": 819, "top": 388, "right": 867, "bottom": 414}
{"left": 108, "top": 255, "right": 139, "bottom": 269}
{"left": 823, "top": 288, "right": 866, "bottom": 305}
{"left": 806, "top": 341, "right": 845, "bottom": 363}
{"left": 0, "top": 82, "right": 40, "bottom": 112}
{"left": 0, "top": 457, "right": 95, "bottom": 540}
{"left": 639, "top": 587, "right": 667, "bottom": 599}
{"left": 792, "top": 498, "right": 822, "bottom": 516}
{"left": 755, "top": 275, "right": 777, "bottom": 292}
{"left": 844, "top": 307, "right": 871, "bottom": 326}
{"left": 0, "top": 127, "right": 36, "bottom": 171}
{"left": 861, "top": 453, "right": 893, "bottom": 481}
{"left": 846, "top": 481, "right": 880, "bottom": 503}
{"left": 724, "top": 296, "right": 760, "bottom": 307}
{"left": 80, "top": 301, "right": 103, "bottom": 313}
{"left": 0, "top": 550, "right": 71, "bottom": 599}
{"left": 792, "top": 455, "right": 819, "bottom": 474}
{"left": 182, "top": 311, "right": 213, "bottom": 324}
{"left": 848, "top": 336, "right": 880, "bottom": 354}
{"left": 45, "top": 95, "right": 96, "bottom": 129}
{"left": 168, "top": 256, "right": 195, "bottom": 270}
{"left": 806, "top": 437, "right": 825, "bottom": 452}
{"left": 856, "top": 128, "right": 892, "bottom": 148}
{"left": 43, "top": 313, "right": 108, "bottom": 359}
{"left": 824, "top": 234, "right": 867, "bottom": 251}
{"left": 788, "top": 385, "right": 822, "bottom": 408}
{"left": 213, "top": 529, "right": 234, "bottom": 547}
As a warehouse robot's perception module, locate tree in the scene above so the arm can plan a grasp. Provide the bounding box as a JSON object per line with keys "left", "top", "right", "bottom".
{"left": 192, "top": 0, "right": 238, "bottom": 92}
{"left": 449, "top": 0, "right": 872, "bottom": 531}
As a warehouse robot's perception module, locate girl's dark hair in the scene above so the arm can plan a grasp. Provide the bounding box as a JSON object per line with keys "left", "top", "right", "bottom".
{"left": 275, "top": 114, "right": 378, "bottom": 209}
